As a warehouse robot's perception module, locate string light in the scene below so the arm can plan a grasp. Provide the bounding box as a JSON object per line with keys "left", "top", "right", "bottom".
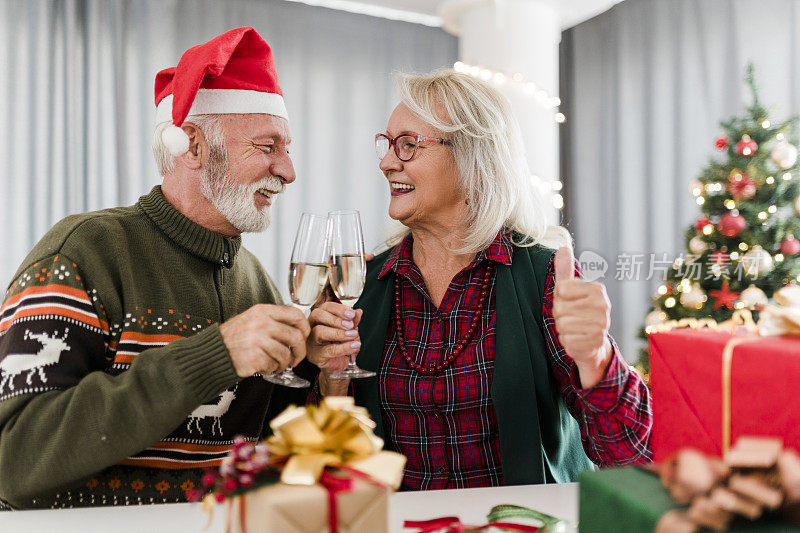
{"left": 776, "top": 254, "right": 785, "bottom": 262}
{"left": 530, "top": 174, "right": 564, "bottom": 210}
{"left": 702, "top": 225, "right": 713, "bottom": 235}
{"left": 768, "top": 205, "right": 777, "bottom": 213}
{"left": 658, "top": 285, "right": 668, "bottom": 295}
{"left": 762, "top": 120, "right": 771, "bottom": 128}
{"left": 453, "top": 61, "right": 564, "bottom": 121}
{"left": 724, "top": 199, "right": 736, "bottom": 209}
{"left": 778, "top": 133, "right": 786, "bottom": 141}
{"left": 665, "top": 297, "right": 676, "bottom": 308}
{"left": 758, "top": 211, "right": 768, "bottom": 220}
{"left": 740, "top": 243, "right": 748, "bottom": 251}
{"left": 766, "top": 176, "right": 775, "bottom": 184}
{"left": 783, "top": 172, "right": 792, "bottom": 181}
{"left": 730, "top": 251, "right": 739, "bottom": 260}
{"left": 696, "top": 197, "right": 705, "bottom": 205}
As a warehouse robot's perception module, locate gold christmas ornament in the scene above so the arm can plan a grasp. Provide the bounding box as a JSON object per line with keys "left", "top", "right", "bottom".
{"left": 741, "top": 245, "right": 773, "bottom": 277}
{"left": 689, "top": 237, "right": 709, "bottom": 254}
{"left": 679, "top": 284, "right": 708, "bottom": 310}
{"left": 770, "top": 140, "right": 798, "bottom": 169}
{"left": 645, "top": 309, "right": 668, "bottom": 327}
{"left": 738, "top": 285, "right": 768, "bottom": 309}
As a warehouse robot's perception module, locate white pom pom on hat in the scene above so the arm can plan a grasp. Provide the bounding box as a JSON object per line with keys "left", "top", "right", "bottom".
{"left": 161, "top": 125, "right": 191, "bottom": 156}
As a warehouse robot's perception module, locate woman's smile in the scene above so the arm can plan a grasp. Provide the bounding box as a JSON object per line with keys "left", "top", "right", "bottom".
{"left": 390, "top": 181, "right": 416, "bottom": 197}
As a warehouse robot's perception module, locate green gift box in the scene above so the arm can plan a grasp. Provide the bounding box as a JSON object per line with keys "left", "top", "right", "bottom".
{"left": 578, "top": 466, "right": 800, "bottom": 532}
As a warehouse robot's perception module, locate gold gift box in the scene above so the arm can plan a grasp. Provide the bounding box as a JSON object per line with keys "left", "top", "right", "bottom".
{"left": 227, "top": 476, "right": 389, "bottom": 533}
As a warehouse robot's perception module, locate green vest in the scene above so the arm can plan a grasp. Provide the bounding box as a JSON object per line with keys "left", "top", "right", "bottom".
{"left": 352, "top": 243, "right": 595, "bottom": 485}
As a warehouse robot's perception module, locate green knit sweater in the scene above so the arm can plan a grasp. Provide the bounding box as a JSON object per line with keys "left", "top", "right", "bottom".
{"left": 0, "top": 186, "right": 284, "bottom": 509}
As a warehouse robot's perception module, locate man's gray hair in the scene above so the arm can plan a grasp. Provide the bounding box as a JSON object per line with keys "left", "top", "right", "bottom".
{"left": 394, "top": 70, "right": 571, "bottom": 254}
{"left": 152, "top": 115, "right": 225, "bottom": 176}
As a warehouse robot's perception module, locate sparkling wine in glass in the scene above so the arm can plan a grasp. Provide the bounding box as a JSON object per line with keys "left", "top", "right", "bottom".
{"left": 327, "top": 210, "right": 374, "bottom": 379}
{"left": 263, "top": 213, "right": 328, "bottom": 388}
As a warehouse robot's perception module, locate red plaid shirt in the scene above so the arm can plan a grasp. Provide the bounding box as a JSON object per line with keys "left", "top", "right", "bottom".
{"left": 376, "top": 233, "right": 652, "bottom": 491}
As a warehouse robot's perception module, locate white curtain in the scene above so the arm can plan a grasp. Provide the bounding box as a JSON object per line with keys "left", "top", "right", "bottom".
{"left": 561, "top": 0, "right": 800, "bottom": 361}
{"left": 0, "top": 0, "right": 457, "bottom": 294}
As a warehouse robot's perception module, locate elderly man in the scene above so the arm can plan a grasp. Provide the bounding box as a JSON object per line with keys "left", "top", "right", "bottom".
{"left": 0, "top": 27, "right": 308, "bottom": 509}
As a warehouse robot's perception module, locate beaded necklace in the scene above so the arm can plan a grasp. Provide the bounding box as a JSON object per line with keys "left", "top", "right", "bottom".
{"left": 393, "top": 263, "right": 494, "bottom": 375}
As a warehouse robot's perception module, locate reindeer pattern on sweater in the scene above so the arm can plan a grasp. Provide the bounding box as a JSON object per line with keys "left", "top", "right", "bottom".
{"left": 0, "top": 254, "right": 267, "bottom": 471}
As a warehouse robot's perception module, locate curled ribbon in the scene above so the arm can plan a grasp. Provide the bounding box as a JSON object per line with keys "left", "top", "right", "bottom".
{"left": 487, "top": 504, "right": 570, "bottom": 532}
{"left": 402, "top": 516, "right": 541, "bottom": 533}
{"left": 403, "top": 503, "right": 568, "bottom": 533}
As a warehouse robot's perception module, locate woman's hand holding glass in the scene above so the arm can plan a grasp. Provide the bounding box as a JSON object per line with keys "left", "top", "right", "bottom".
{"left": 324, "top": 210, "right": 374, "bottom": 379}
{"left": 306, "top": 302, "right": 364, "bottom": 390}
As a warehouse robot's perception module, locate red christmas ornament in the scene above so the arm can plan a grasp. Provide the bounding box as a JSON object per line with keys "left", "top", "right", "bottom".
{"left": 781, "top": 236, "right": 800, "bottom": 256}
{"left": 695, "top": 216, "right": 712, "bottom": 233}
{"left": 735, "top": 134, "right": 758, "bottom": 156}
{"left": 709, "top": 280, "right": 740, "bottom": 310}
{"left": 711, "top": 250, "right": 729, "bottom": 266}
{"left": 715, "top": 135, "right": 729, "bottom": 150}
{"left": 718, "top": 213, "right": 746, "bottom": 237}
{"left": 726, "top": 170, "right": 756, "bottom": 200}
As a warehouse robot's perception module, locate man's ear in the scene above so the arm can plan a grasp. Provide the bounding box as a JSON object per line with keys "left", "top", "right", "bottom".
{"left": 176, "top": 122, "right": 204, "bottom": 170}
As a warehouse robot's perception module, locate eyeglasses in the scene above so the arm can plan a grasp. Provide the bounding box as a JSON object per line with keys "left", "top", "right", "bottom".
{"left": 375, "top": 133, "right": 450, "bottom": 162}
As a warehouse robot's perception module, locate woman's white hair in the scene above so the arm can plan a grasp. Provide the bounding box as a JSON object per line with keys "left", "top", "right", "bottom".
{"left": 152, "top": 114, "right": 225, "bottom": 176}
{"left": 394, "top": 69, "right": 571, "bottom": 254}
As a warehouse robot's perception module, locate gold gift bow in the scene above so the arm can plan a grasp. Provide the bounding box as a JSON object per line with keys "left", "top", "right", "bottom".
{"left": 648, "top": 286, "right": 800, "bottom": 458}
{"left": 266, "top": 396, "right": 406, "bottom": 489}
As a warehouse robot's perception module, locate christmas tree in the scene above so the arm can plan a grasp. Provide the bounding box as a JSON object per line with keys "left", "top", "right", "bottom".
{"left": 638, "top": 64, "right": 800, "bottom": 372}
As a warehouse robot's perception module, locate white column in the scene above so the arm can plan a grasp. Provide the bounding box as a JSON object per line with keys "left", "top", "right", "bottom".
{"left": 441, "top": 0, "right": 563, "bottom": 224}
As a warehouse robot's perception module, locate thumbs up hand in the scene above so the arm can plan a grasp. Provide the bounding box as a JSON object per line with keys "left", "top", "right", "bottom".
{"left": 552, "top": 247, "right": 613, "bottom": 388}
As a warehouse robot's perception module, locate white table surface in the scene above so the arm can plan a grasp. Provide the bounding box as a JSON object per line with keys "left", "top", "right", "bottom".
{"left": 0, "top": 482, "right": 578, "bottom": 533}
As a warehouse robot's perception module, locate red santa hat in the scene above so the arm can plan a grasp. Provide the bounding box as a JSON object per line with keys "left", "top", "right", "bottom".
{"left": 154, "top": 27, "right": 288, "bottom": 156}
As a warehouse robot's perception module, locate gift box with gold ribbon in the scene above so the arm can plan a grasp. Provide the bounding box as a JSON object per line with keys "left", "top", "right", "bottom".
{"left": 648, "top": 286, "right": 800, "bottom": 462}
{"left": 196, "top": 396, "right": 406, "bottom": 533}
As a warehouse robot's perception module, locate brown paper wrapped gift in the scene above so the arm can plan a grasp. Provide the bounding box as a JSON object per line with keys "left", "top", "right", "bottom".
{"left": 227, "top": 475, "right": 389, "bottom": 533}
{"left": 212, "top": 397, "right": 405, "bottom": 533}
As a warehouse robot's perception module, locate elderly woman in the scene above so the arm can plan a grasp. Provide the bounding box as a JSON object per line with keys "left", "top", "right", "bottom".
{"left": 306, "top": 70, "right": 652, "bottom": 490}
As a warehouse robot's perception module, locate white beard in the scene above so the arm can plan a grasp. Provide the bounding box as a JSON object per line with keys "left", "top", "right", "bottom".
{"left": 199, "top": 145, "right": 284, "bottom": 233}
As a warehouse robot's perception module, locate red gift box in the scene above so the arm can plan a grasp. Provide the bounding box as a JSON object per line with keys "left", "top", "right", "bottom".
{"left": 649, "top": 329, "right": 800, "bottom": 462}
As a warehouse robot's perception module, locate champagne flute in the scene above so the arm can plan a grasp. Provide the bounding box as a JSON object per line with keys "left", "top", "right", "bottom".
{"left": 263, "top": 213, "right": 328, "bottom": 388}
{"left": 327, "top": 210, "right": 375, "bottom": 379}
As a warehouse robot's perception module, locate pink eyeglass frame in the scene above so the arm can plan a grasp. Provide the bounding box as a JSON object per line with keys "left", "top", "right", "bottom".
{"left": 375, "top": 133, "right": 450, "bottom": 161}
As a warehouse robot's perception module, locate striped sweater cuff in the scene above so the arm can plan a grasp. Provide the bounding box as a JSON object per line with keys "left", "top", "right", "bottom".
{"left": 171, "top": 324, "right": 239, "bottom": 402}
